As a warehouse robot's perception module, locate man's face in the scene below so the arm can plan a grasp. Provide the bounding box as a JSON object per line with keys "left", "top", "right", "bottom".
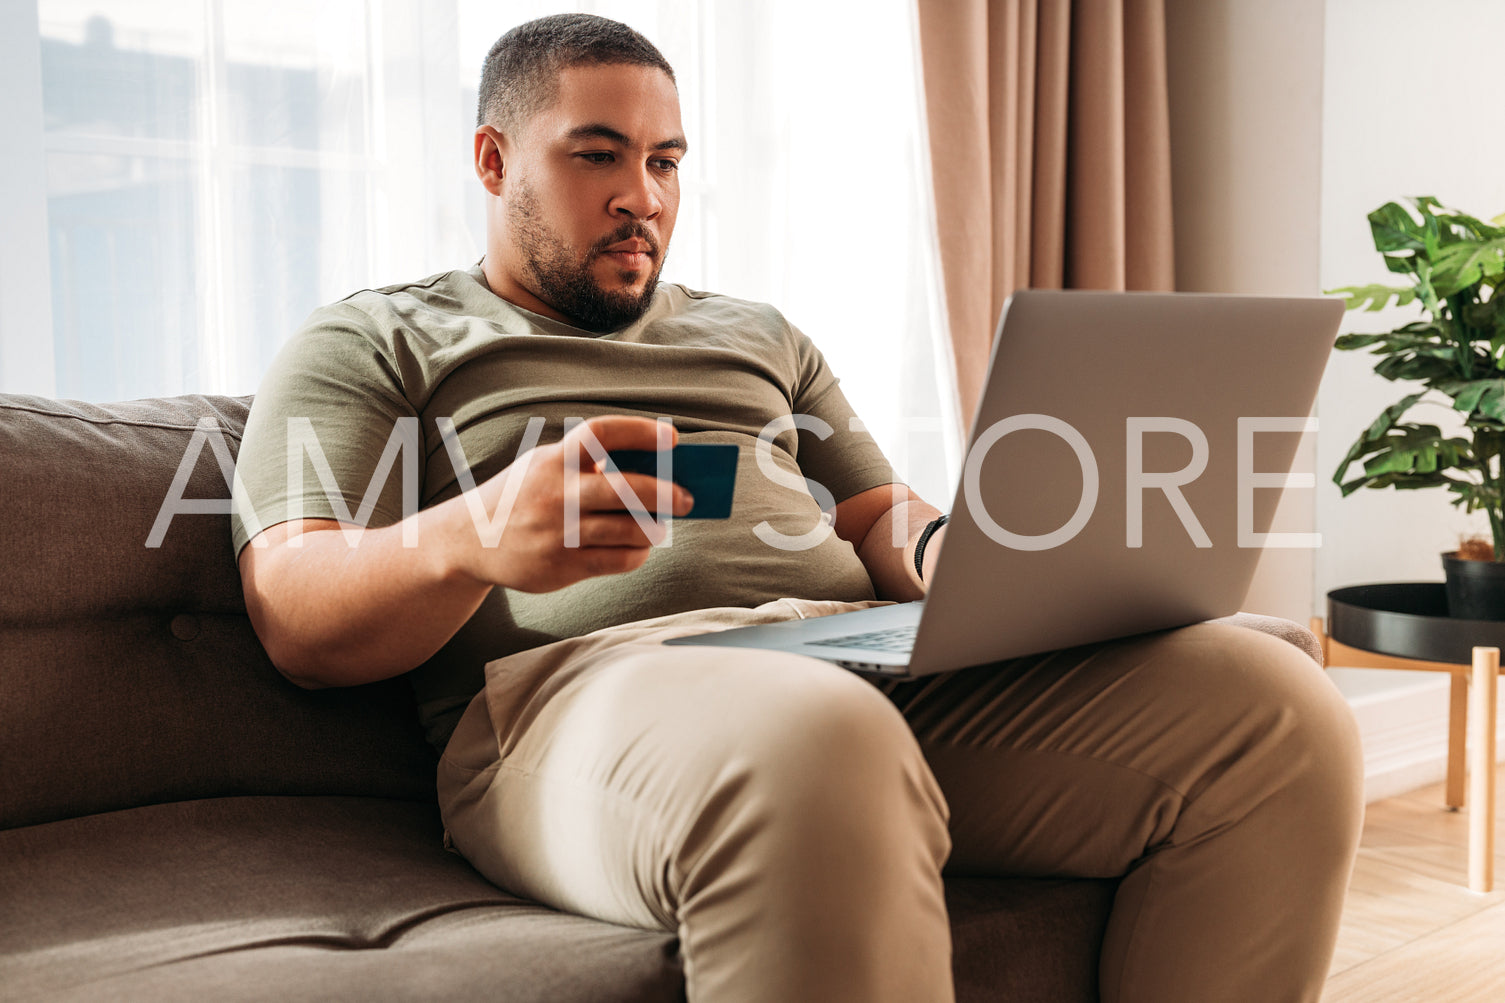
{"left": 482, "top": 63, "right": 685, "bottom": 331}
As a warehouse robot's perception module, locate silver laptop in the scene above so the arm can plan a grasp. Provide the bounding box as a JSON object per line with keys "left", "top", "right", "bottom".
{"left": 666, "top": 290, "right": 1343, "bottom": 679}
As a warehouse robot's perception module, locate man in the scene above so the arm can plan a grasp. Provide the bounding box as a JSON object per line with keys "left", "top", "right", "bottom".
{"left": 233, "top": 13, "right": 1363, "bottom": 1003}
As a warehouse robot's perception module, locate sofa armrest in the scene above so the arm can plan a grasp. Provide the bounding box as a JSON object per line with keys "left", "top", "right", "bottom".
{"left": 1211, "top": 612, "right": 1324, "bottom": 666}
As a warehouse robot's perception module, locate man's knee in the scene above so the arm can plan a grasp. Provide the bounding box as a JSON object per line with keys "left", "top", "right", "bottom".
{"left": 722, "top": 659, "right": 940, "bottom": 807}
{"left": 745, "top": 664, "right": 925, "bottom": 778}
{"left": 666, "top": 654, "right": 951, "bottom": 877}
{"left": 1177, "top": 623, "right": 1365, "bottom": 843}
{"left": 1201, "top": 622, "right": 1361, "bottom": 766}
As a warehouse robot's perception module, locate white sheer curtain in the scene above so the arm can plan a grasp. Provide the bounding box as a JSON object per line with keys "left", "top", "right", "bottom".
{"left": 12, "top": 0, "right": 472, "bottom": 401}
{"left": 2, "top": 0, "right": 958, "bottom": 502}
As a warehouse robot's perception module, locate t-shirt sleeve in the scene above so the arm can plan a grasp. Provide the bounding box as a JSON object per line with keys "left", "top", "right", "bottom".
{"left": 230, "top": 304, "right": 420, "bottom": 557}
{"left": 785, "top": 323, "right": 899, "bottom": 505}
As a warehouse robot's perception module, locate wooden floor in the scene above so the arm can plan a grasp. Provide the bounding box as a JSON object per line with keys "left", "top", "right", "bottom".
{"left": 1325, "top": 771, "right": 1505, "bottom": 1001}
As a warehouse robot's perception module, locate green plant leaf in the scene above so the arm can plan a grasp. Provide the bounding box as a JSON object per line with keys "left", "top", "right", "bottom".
{"left": 1360, "top": 426, "right": 1471, "bottom": 478}
{"left": 1437, "top": 378, "right": 1505, "bottom": 418}
{"left": 1370, "top": 201, "right": 1427, "bottom": 253}
{"left": 1332, "top": 199, "right": 1505, "bottom": 553}
{"left": 1363, "top": 448, "right": 1433, "bottom": 476}
{"left": 1381, "top": 253, "right": 1419, "bottom": 276}
{"left": 1431, "top": 237, "right": 1505, "bottom": 295}
{"left": 1334, "top": 332, "right": 1395, "bottom": 350}
{"left": 1478, "top": 298, "right": 1505, "bottom": 357}
{"left": 1333, "top": 397, "right": 1481, "bottom": 497}
{"left": 1395, "top": 319, "right": 1449, "bottom": 336}
{"left": 1361, "top": 392, "right": 1428, "bottom": 442}
{"left": 1415, "top": 260, "right": 1444, "bottom": 316}
{"left": 1448, "top": 477, "right": 1504, "bottom": 514}
{"left": 1393, "top": 472, "right": 1458, "bottom": 488}
{"left": 1327, "top": 283, "right": 1417, "bottom": 312}
{"left": 1438, "top": 207, "right": 1505, "bottom": 241}
{"left": 1374, "top": 352, "right": 1465, "bottom": 382}
{"left": 1335, "top": 330, "right": 1448, "bottom": 354}
{"left": 1343, "top": 467, "right": 1460, "bottom": 494}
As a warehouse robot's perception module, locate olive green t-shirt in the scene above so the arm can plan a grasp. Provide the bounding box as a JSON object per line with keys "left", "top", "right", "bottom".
{"left": 231, "top": 264, "right": 897, "bottom": 750}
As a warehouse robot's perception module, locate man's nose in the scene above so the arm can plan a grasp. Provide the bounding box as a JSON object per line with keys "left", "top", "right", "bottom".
{"left": 610, "top": 164, "right": 663, "bottom": 220}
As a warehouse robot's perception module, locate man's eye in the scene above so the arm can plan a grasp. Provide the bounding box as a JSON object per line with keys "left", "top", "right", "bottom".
{"left": 580, "top": 152, "right": 613, "bottom": 164}
{"left": 655, "top": 159, "right": 680, "bottom": 173}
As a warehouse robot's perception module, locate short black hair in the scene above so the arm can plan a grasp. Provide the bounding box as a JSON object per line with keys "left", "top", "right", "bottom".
{"left": 477, "top": 14, "right": 676, "bottom": 131}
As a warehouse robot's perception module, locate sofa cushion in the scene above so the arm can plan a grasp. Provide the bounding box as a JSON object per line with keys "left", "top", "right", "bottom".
{"left": 0, "top": 794, "right": 1114, "bottom": 1002}
{"left": 0, "top": 795, "right": 685, "bottom": 1002}
{"left": 0, "top": 395, "right": 437, "bottom": 829}
{"left": 947, "top": 877, "right": 1113, "bottom": 1001}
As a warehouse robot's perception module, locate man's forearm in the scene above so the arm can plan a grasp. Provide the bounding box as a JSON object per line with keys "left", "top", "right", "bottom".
{"left": 239, "top": 499, "right": 494, "bottom": 689}
{"left": 238, "top": 415, "right": 682, "bottom": 689}
{"left": 854, "top": 496, "right": 943, "bottom": 602}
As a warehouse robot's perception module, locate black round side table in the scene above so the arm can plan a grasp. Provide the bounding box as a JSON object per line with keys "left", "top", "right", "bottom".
{"left": 1315, "top": 584, "right": 1500, "bottom": 892}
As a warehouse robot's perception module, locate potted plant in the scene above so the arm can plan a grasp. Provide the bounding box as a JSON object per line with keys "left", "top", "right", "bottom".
{"left": 1330, "top": 196, "right": 1505, "bottom": 618}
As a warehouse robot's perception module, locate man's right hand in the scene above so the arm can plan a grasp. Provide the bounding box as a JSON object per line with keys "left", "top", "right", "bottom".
{"left": 445, "top": 415, "right": 694, "bottom": 593}
{"left": 239, "top": 414, "right": 691, "bottom": 689}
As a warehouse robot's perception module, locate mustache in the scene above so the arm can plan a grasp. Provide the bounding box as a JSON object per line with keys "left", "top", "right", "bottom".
{"left": 589, "top": 221, "right": 661, "bottom": 259}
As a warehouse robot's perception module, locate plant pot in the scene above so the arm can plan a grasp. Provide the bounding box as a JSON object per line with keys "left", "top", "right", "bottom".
{"left": 1441, "top": 551, "right": 1505, "bottom": 620}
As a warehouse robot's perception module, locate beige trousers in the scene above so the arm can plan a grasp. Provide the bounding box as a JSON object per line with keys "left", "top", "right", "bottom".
{"left": 438, "top": 599, "right": 1364, "bottom": 1003}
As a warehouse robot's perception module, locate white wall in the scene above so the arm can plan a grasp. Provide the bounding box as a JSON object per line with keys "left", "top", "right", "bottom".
{"left": 1164, "top": 0, "right": 1327, "bottom": 623}
{"left": 1167, "top": 0, "right": 1505, "bottom": 625}
{"left": 1315, "top": 0, "right": 1505, "bottom": 605}
{"left": 1314, "top": 1, "right": 1505, "bottom": 795}
{"left": 1166, "top": 0, "right": 1505, "bottom": 800}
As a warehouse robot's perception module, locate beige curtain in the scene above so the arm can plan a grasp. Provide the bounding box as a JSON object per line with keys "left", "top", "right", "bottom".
{"left": 916, "top": 0, "right": 1175, "bottom": 424}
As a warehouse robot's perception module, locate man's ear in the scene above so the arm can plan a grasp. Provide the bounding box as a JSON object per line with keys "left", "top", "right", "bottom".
{"left": 475, "top": 126, "right": 507, "bottom": 195}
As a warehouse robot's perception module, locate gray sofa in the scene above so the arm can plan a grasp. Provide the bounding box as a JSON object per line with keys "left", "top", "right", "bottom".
{"left": 0, "top": 392, "right": 1126, "bottom": 1001}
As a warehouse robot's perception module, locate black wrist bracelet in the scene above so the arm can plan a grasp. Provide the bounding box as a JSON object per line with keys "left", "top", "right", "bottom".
{"left": 913, "top": 514, "right": 949, "bottom": 581}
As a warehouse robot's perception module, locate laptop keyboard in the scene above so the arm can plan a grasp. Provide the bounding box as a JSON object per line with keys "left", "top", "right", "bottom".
{"left": 808, "top": 625, "right": 917, "bottom": 653}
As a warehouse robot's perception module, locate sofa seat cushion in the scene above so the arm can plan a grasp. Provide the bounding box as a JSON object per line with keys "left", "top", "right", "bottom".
{"left": 946, "top": 876, "right": 1113, "bottom": 1001}
{"left": 0, "top": 795, "right": 684, "bottom": 1002}
{"left": 1, "top": 793, "right": 1116, "bottom": 1001}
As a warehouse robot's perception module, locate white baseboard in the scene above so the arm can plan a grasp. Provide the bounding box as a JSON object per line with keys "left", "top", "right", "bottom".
{"left": 1333, "top": 668, "right": 1505, "bottom": 804}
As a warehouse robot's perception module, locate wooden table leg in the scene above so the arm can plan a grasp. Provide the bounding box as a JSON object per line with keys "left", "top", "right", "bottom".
{"left": 1448, "top": 671, "right": 1468, "bottom": 810}
{"left": 1468, "top": 647, "right": 1497, "bottom": 894}
{"left": 1309, "top": 617, "right": 1328, "bottom": 664}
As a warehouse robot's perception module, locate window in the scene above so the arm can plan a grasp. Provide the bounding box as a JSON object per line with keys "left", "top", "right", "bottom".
{"left": 4, "top": 0, "right": 957, "bottom": 500}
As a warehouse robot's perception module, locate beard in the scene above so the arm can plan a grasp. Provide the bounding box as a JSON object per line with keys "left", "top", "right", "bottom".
{"left": 507, "top": 183, "right": 665, "bottom": 333}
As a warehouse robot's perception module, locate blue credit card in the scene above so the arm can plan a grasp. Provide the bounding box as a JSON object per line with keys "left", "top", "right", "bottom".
{"left": 605, "top": 443, "right": 739, "bottom": 519}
